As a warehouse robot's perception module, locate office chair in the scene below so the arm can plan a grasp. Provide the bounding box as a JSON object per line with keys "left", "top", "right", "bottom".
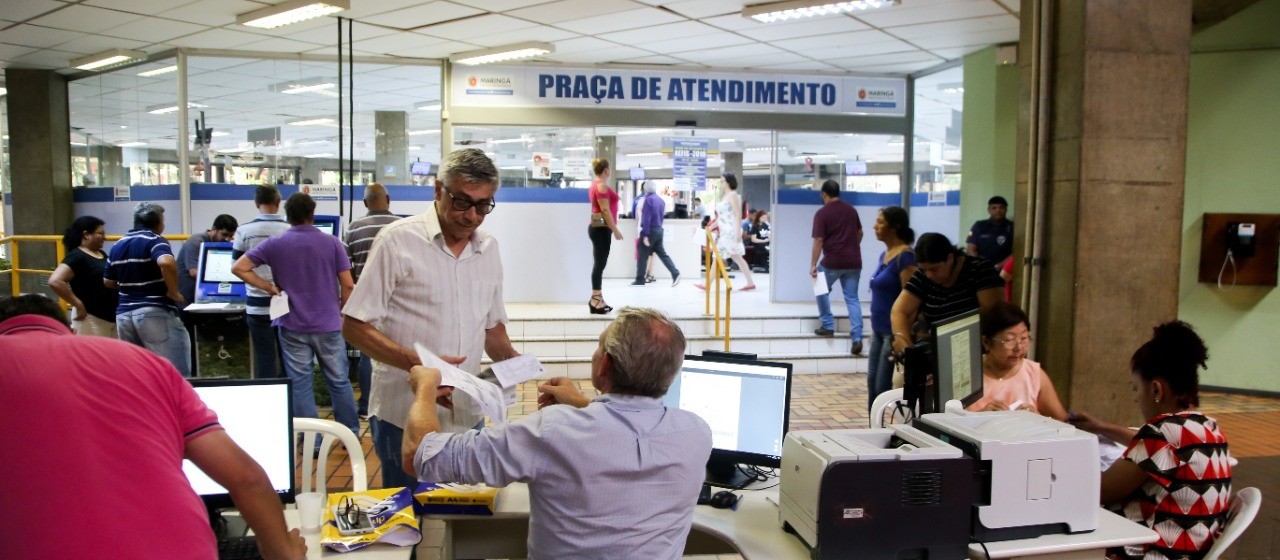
{"left": 1203, "top": 487, "right": 1262, "bottom": 560}
{"left": 294, "top": 417, "right": 368, "bottom": 494}
{"left": 869, "top": 388, "right": 907, "bottom": 428}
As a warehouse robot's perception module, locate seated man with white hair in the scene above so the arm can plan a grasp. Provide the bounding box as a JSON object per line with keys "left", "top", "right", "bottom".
{"left": 401, "top": 307, "right": 712, "bottom": 559}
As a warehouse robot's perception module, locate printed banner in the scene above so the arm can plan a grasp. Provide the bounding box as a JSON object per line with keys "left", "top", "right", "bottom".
{"left": 452, "top": 66, "right": 905, "bottom": 116}
{"left": 303, "top": 184, "right": 339, "bottom": 201}
{"left": 663, "top": 137, "right": 718, "bottom": 192}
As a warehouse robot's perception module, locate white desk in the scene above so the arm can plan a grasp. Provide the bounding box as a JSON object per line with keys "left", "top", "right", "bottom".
{"left": 428, "top": 484, "right": 1157, "bottom": 560}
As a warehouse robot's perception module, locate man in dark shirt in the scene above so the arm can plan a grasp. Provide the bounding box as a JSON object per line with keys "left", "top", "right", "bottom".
{"left": 632, "top": 181, "right": 680, "bottom": 287}
{"left": 810, "top": 180, "right": 865, "bottom": 355}
{"left": 176, "top": 214, "right": 238, "bottom": 307}
{"left": 966, "top": 195, "right": 1014, "bottom": 268}
{"left": 105, "top": 202, "right": 190, "bottom": 376}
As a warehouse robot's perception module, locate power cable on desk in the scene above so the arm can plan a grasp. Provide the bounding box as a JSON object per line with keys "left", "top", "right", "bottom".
{"left": 736, "top": 464, "right": 777, "bottom": 484}
{"left": 972, "top": 538, "right": 991, "bottom": 560}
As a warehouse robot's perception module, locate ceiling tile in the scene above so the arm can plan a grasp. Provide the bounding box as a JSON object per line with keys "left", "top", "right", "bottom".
{"left": 354, "top": 32, "right": 452, "bottom": 54}
{"left": 842, "top": 60, "right": 942, "bottom": 74}
{"left": 340, "top": 0, "right": 430, "bottom": 18}
{"left": 302, "top": 46, "right": 380, "bottom": 56}
{"left": 467, "top": 25, "right": 578, "bottom": 48}
{"left": 797, "top": 39, "right": 917, "bottom": 61}
{"left": 0, "top": 43, "right": 39, "bottom": 62}
{"left": 84, "top": 0, "right": 196, "bottom": 16}
{"left": 554, "top": 7, "right": 685, "bottom": 34}
{"left": 702, "top": 14, "right": 869, "bottom": 40}
{"left": 771, "top": 29, "right": 899, "bottom": 52}
{"left": 387, "top": 41, "right": 482, "bottom": 59}
{"left": 9, "top": 47, "right": 82, "bottom": 69}
{"left": 29, "top": 5, "right": 141, "bottom": 34}
{"left": 238, "top": 37, "right": 327, "bottom": 53}
{"left": 418, "top": 14, "right": 536, "bottom": 41}
{"left": 613, "top": 54, "right": 698, "bottom": 65}
{"left": 54, "top": 33, "right": 149, "bottom": 55}
{"left": 450, "top": 0, "right": 551, "bottom": 10}
{"left": 855, "top": 0, "right": 1005, "bottom": 28}
{"left": 359, "top": 2, "right": 485, "bottom": 30}
{"left": 0, "top": 24, "right": 83, "bottom": 49}
{"left": 509, "top": 0, "right": 647, "bottom": 25}
{"left": 100, "top": 18, "right": 209, "bottom": 44}
{"left": 753, "top": 59, "right": 840, "bottom": 72}
{"left": 928, "top": 45, "right": 990, "bottom": 60}
{"left": 0, "top": 0, "right": 67, "bottom": 23}
{"left": 156, "top": 0, "right": 266, "bottom": 26}
{"left": 662, "top": 0, "right": 744, "bottom": 19}
{"left": 688, "top": 52, "right": 810, "bottom": 68}
{"left": 998, "top": 0, "right": 1019, "bottom": 13}
{"left": 549, "top": 36, "right": 621, "bottom": 54}
{"left": 827, "top": 50, "right": 944, "bottom": 69}
{"left": 608, "top": 22, "right": 751, "bottom": 53}
{"left": 886, "top": 14, "right": 1018, "bottom": 39}
{"left": 164, "top": 29, "right": 276, "bottom": 49}
{"left": 278, "top": 21, "right": 398, "bottom": 44}
{"left": 541, "top": 45, "right": 651, "bottom": 63}
{"left": 908, "top": 27, "right": 1018, "bottom": 50}
{"left": 667, "top": 42, "right": 786, "bottom": 61}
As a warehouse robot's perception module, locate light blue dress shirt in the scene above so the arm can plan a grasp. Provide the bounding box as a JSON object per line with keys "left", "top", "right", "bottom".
{"left": 415, "top": 393, "right": 713, "bottom": 560}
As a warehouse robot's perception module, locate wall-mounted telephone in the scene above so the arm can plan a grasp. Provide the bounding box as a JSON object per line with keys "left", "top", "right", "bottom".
{"left": 1226, "top": 222, "right": 1257, "bottom": 258}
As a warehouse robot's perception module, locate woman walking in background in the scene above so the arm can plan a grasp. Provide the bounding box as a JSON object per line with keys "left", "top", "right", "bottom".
{"left": 47, "top": 215, "right": 118, "bottom": 337}
{"left": 698, "top": 172, "right": 755, "bottom": 291}
{"left": 588, "top": 158, "right": 623, "bottom": 314}
{"left": 867, "top": 206, "right": 915, "bottom": 405}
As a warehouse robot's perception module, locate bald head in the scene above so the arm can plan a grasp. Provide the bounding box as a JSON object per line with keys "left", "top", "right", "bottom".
{"left": 364, "top": 182, "right": 390, "bottom": 211}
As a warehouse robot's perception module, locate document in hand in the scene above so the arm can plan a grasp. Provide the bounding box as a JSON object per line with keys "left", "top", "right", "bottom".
{"left": 414, "top": 343, "right": 508, "bottom": 424}
{"left": 269, "top": 290, "right": 290, "bottom": 320}
{"left": 488, "top": 354, "right": 547, "bottom": 405}
{"left": 812, "top": 274, "right": 830, "bottom": 297}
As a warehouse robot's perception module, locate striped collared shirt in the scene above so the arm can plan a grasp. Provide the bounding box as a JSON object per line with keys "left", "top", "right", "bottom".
{"left": 105, "top": 228, "right": 177, "bottom": 314}
{"left": 343, "top": 210, "right": 400, "bottom": 283}
{"left": 232, "top": 213, "right": 290, "bottom": 315}
{"left": 342, "top": 210, "right": 508, "bottom": 431}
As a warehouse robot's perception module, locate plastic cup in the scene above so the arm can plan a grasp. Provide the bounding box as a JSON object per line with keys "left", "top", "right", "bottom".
{"left": 296, "top": 492, "right": 324, "bottom": 531}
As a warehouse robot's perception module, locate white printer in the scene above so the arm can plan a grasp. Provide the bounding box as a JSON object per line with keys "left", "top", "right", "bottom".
{"left": 779, "top": 426, "right": 974, "bottom": 560}
{"left": 914, "top": 410, "right": 1100, "bottom": 541}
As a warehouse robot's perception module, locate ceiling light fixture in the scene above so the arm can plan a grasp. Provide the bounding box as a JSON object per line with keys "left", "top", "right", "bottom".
{"left": 138, "top": 65, "right": 178, "bottom": 77}
{"left": 289, "top": 118, "right": 338, "bottom": 127}
{"left": 0, "top": 87, "right": 7, "bottom": 97}
{"left": 742, "top": 0, "right": 900, "bottom": 23}
{"left": 487, "top": 137, "right": 532, "bottom": 145}
{"left": 407, "top": 129, "right": 441, "bottom": 136}
{"left": 146, "top": 102, "right": 208, "bottom": 115}
{"left": 745, "top": 145, "right": 786, "bottom": 152}
{"left": 450, "top": 41, "right": 554, "bottom": 66}
{"left": 117, "top": 141, "right": 148, "bottom": 147}
{"left": 71, "top": 49, "right": 147, "bottom": 71}
{"left": 416, "top": 102, "right": 442, "bottom": 111}
{"left": 563, "top": 146, "right": 594, "bottom": 151}
{"left": 303, "top": 153, "right": 334, "bottom": 158}
{"left": 237, "top": 0, "right": 349, "bottom": 29}
{"left": 615, "top": 128, "right": 671, "bottom": 136}
{"left": 282, "top": 83, "right": 335, "bottom": 95}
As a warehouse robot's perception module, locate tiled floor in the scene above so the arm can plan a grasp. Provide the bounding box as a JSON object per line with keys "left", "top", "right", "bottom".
{"left": 307, "top": 378, "right": 1280, "bottom": 560}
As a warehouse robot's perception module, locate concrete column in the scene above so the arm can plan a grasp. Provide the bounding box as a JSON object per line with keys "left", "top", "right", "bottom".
{"left": 99, "top": 146, "right": 124, "bottom": 187}
{"left": 1020, "top": 0, "right": 1192, "bottom": 424}
{"left": 722, "top": 151, "right": 743, "bottom": 184}
{"left": 593, "top": 135, "right": 616, "bottom": 189}
{"left": 7, "top": 69, "right": 72, "bottom": 293}
{"left": 375, "top": 111, "right": 407, "bottom": 183}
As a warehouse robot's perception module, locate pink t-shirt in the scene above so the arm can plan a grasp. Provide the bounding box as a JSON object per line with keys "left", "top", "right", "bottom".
{"left": 588, "top": 179, "right": 619, "bottom": 222}
{"left": 967, "top": 358, "right": 1045, "bottom": 412}
{"left": 0, "top": 315, "right": 222, "bottom": 560}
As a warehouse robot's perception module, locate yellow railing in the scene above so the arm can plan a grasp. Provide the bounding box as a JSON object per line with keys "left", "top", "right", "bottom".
{"left": 0, "top": 233, "right": 189, "bottom": 299}
{"left": 703, "top": 228, "right": 733, "bottom": 351}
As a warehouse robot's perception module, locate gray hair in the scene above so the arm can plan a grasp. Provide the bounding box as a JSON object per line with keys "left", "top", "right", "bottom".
{"left": 439, "top": 148, "right": 499, "bottom": 190}
{"left": 644, "top": 181, "right": 657, "bottom": 195}
{"left": 132, "top": 202, "right": 165, "bottom": 230}
{"left": 602, "top": 307, "right": 687, "bottom": 398}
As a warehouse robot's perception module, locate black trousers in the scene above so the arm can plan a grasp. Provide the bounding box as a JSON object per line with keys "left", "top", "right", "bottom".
{"left": 589, "top": 225, "right": 613, "bottom": 290}
{"left": 636, "top": 227, "right": 680, "bottom": 281}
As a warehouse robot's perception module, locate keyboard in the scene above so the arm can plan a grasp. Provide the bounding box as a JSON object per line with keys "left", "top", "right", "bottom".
{"left": 217, "top": 536, "right": 262, "bottom": 560}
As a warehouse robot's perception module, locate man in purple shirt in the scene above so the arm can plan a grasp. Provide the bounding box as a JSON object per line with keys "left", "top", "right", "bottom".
{"left": 811, "top": 179, "right": 865, "bottom": 355}
{"left": 232, "top": 192, "right": 359, "bottom": 435}
{"left": 631, "top": 182, "right": 681, "bottom": 287}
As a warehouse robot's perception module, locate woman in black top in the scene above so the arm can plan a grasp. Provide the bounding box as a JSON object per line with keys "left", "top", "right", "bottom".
{"left": 890, "top": 232, "right": 1003, "bottom": 354}
{"left": 47, "top": 216, "right": 118, "bottom": 337}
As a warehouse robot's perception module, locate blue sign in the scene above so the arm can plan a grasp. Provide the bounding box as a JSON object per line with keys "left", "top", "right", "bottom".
{"left": 667, "top": 137, "right": 712, "bottom": 192}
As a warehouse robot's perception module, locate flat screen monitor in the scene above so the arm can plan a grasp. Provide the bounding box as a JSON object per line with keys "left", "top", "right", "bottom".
{"left": 931, "top": 309, "right": 984, "bottom": 409}
{"left": 630, "top": 167, "right": 645, "bottom": 181}
{"left": 312, "top": 214, "right": 340, "bottom": 237}
{"left": 411, "top": 161, "right": 432, "bottom": 176}
{"left": 662, "top": 355, "right": 792, "bottom": 489}
{"left": 184, "top": 378, "right": 295, "bottom": 509}
{"left": 195, "top": 241, "right": 246, "bottom": 303}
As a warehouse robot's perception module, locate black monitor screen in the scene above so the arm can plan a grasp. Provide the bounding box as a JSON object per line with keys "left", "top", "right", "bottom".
{"left": 184, "top": 379, "right": 295, "bottom": 507}
{"left": 663, "top": 355, "right": 792, "bottom": 487}
{"left": 932, "top": 309, "right": 984, "bottom": 407}
{"left": 199, "top": 246, "right": 241, "bottom": 284}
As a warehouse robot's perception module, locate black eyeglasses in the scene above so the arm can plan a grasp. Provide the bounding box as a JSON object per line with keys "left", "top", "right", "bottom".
{"left": 338, "top": 497, "right": 363, "bottom": 527}
{"left": 441, "top": 186, "right": 496, "bottom": 215}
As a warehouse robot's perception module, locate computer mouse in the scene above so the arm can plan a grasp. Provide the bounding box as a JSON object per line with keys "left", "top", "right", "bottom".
{"left": 708, "top": 491, "right": 739, "bottom": 510}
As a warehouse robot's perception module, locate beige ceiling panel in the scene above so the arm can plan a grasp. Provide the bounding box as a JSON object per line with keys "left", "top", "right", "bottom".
{"left": 54, "top": 34, "right": 149, "bottom": 55}
{"left": 279, "top": 21, "right": 398, "bottom": 45}
{"left": 467, "top": 25, "right": 579, "bottom": 48}
{"left": 10, "top": 48, "right": 83, "bottom": 69}
{"left": 610, "top": 23, "right": 752, "bottom": 54}
{"left": 771, "top": 29, "right": 899, "bottom": 52}
{"left": 799, "top": 39, "right": 917, "bottom": 61}
{"left": 541, "top": 45, "right": 651, "bottom": 63}
{"left": 360, "top": 2, "right": 485, "bottom": 30}
{"left": 157, "top": 0, "right": 270, "bottom": 26}
{"left": 450, "top": 0, "right": 550, "bottom": 10}
{"left": 662, "top": 0, "right": 746, "bottom": 19}
{"left": 909, "top": 27, "right": 1019, "bottom": 50}
{"left": 0, "top": 24, "right": 84, "bottom": 50}
{"left": 85, "top": 0, "right": 197, "bottom": 16}
{"left": 238, "top": 37, "right": 330, "bottom": 53}
{"left": 165, "top": 28, "right": 276, "bottom": 49}
{"left": 554, "top": 7, "right": 685, "bottom": 34}
{"left": 418, "top": 14, "right": 537, "bottom": 41}
{"left": 100, "top": 18, "right": 208, "bottom": 44}
{"left": 387, "top": 41, "right": 483, "bottom": 59}
{"left": 29, "top": 5, "right": 140, "bottom": 34}
{"left": 887, "top": 14, "right": 1018, "bottom": 40}
{"left": 0, "top": 0, "right": 67, "bottom": 23}
{"left": 856, "top": 0, "right": 1006, "bottom": 28}
{"left": 508, "top": 0, "right": 647, "bottom": 25}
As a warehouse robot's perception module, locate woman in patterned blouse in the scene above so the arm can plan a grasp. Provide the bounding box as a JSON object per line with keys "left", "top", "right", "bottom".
{"left": 1069, "top": 321, "right": 1232, "bottom": 560}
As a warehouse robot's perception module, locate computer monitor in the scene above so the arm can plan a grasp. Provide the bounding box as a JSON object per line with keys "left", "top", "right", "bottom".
{"left": 932, "top": 309, "right": 984, "bottom": 408}
{"left": 184, "top": 378, "right": 295, "bottom": 510}
{"left": 662, "top": 354, "right": 793, "bottom": 489}
{"left": 195, "top": 241, "right": 246, "bottom": 303}
{"left": 630, "top": 167, "right": 645, "bottom": 181}
{"left": 312, "top": 214, "right": 340, "bottom": 237}
{"left": 410, "top": 161, "right": 432, "bottom": 176}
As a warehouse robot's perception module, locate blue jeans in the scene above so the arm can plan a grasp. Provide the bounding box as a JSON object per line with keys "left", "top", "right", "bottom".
{"left": 815, "top": 265, "right": 863, "bottom": 340}
{"left": 357, "top": 354, "right": 372, "bottom": 416}
{"left": 247, "top": 313, "right": 283, "bottom": 378}
{"left": 278, "top": 328, "right": 360, "bottom": 436}
{"left": 867, "top": 332, "right": 894, "bottom": 412}
{"left": 371, "top": 417, "right": 417, "bottom": 489}
{"left": 117, "top": 306, "right": 191, "bottom": 377}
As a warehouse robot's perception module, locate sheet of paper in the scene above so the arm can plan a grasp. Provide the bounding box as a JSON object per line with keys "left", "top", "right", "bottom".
{"left": 184, "top": 302, "right": 230, "bottom": 311}
{"left": 812, "top": 274, "right": 829, "bottom": 296}
{"left": 269, "top": 291, "right": 290, "bottom": 320}
{"left": 489, "top": 354, "right": 546, "bottom": 388}
{"left": 414, "top": 343, "right": 507, "bottom": 424}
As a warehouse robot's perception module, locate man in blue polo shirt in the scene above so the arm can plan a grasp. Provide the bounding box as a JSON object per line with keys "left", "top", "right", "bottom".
{"left": 105, "top": 202, "right": 190, "bottom": 376}
{"left": 966, "top": 195, "right": 1015, "bottom": 268}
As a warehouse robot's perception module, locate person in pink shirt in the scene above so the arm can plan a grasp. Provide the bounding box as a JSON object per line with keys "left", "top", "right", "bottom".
{"left": 967, "top": 300, "right": 1068, "bottom": 420}
{"left": 587, "top": 157, "right": 623, "bottom": 314}
{"left": 0, "top": 295, "right": 305, "bottom": 560}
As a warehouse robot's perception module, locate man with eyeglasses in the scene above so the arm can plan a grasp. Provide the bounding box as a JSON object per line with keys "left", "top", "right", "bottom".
{"left": 343, "top": 148, "right": 519, "bottom": 489}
